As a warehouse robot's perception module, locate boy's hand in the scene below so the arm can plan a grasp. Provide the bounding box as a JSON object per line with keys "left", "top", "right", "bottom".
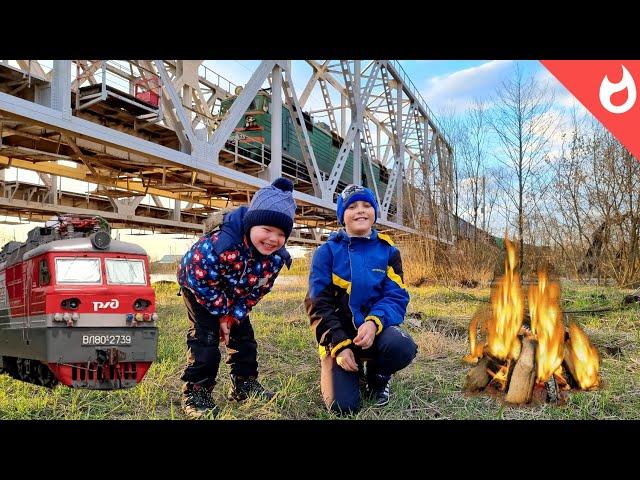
{"left": 220, "top": 322, "right": 230, "bottom": 345}
{"left": 336, "top": 348, "right": 358, "bottom": 372}
{"left": 353, "top": 321, "right": 377, "bottom": 350}
{"left": 219, "top": 315, "right": 236, "bottom": 345}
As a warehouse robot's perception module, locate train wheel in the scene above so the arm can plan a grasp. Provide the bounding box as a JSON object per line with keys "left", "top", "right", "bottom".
{"left": 16, "top": 358, "right": 31, "bottom": 381}
{"left": 2, "top": 357, "right": 18, "bottom": 379}
{"left": 36, "top": 363, "right": 57, "bottom": 388}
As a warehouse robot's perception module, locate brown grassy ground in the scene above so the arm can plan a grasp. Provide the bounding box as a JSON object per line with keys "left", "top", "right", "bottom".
{"left": 1, "top": 275, "right": 638, "bottom": 420}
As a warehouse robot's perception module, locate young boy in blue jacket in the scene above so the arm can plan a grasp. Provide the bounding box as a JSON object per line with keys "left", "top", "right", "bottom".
{"left": 177, "top": 178, "right": 296, "bottom": 419}
{"left": 305, "top": 184, "right": 418, "bottom": 414}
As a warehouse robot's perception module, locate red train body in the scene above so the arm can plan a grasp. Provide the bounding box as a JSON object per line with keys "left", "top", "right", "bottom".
{"left": 0, "top": 216, "right": 159, "bottom": 389}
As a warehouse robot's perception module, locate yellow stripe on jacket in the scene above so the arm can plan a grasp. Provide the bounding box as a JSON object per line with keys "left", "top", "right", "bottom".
{"left": 387, "top": 265, "right": 407, "bottom": 289}
{"left": 332, "top": 273, "right": 352, "bottom": 294}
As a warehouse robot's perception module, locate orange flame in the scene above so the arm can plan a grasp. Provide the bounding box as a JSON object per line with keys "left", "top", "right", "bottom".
{"left": 553, "top": 366, "right": 571, "bottom": 391}
{"left": 464, "top": 309, "right": 487, "bottom": 364}
{"left": 528, "top": 271, "right": 564, "bottom": 382}
{"left": 487, "top": 239, "right": 524, "bottom": 361}
{"left": 566, "top": 322, "right": 600, "bottom": 389}
{"left": 488, "top": 362, "right": 511, "bottom": 391}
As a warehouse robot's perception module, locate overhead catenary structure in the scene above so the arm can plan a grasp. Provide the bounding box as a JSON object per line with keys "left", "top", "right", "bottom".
{"left": 0, "top": 60, "right": 455, "bottom": 244}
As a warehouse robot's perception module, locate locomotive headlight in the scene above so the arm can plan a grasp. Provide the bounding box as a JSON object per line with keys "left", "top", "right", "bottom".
{"left": 151, "top": 313, "right": 158, "bottom": 321}
{"left": 62, "top": 312, "right": 72, "bottom": 322}
{"left": 71, "top": 313, "right": 79, "bottom": 321}
{"left": 54, "top": 313, "right": 63, "bottom": 322}
{"left": 90, "top": 231, "right": 111, "bottom": 250}
{"left": 134, "top": 298, "right": 151, "bottom": 311}
{"left": 61, "top": 298, "right": 80, "bottom": 309}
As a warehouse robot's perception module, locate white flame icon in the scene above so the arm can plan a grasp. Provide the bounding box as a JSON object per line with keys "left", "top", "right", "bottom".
{"left": 599, "top": 65, "right": 636, "bottom": 114}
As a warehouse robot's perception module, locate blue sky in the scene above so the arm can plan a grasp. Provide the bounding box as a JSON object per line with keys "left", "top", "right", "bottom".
{"left": 406, "top": 60, "right": 561, "bottom": 112}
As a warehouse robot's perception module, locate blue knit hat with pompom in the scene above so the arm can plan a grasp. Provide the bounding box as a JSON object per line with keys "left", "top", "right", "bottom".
{"left": 336, "top": 184, "right": 378, "bottom": 226}
{"left": 243, "top": 177, "right": 297, "bottom": 239}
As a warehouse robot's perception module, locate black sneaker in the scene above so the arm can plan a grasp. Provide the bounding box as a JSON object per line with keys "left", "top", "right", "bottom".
{"left": 366, "top": 373, "right": 391, "bottom": 407}
{"left": 182, "top": 383, "right": 218, "bottom": 419}
{"left": 228, "top": 374, "right": 274, "bottom": 402}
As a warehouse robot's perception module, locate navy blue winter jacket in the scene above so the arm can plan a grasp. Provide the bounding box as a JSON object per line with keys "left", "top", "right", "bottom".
{"left": 305, "top": 229, "right": 409, "bottom": 357}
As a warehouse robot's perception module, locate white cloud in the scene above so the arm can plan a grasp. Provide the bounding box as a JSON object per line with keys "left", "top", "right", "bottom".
{"left": 421, "top": 60, "right": 514, "bottom": 113}
{"left": 533, "top": 65, "right": 556, "bottom": 84}
{"left": 557, "top": 92, "right": 587, "bottom": 110}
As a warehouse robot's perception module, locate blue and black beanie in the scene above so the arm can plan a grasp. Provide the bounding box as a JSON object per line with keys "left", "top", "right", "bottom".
{"left": 243, "top": 177, "right": 297, "bottom": 239}
{"left": 336, "top": 184, "right": 378, "bottom": 226}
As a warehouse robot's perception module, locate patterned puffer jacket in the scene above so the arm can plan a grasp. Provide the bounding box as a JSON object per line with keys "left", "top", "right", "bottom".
{"left": 177, "top": 206, "right": 292, "bottom": 323}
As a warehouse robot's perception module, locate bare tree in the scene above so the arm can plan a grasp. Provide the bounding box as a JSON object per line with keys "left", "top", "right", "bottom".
{"left": 490, "top": 63, "right": 557, "bottom": 267}
{"left": 539, "top": 108, "right": 593, "bottom": 279}
{"left": 436, "top": 105, "right": 464, "bottom": 239}
{"left": 586, "top": 127, "right": 640, "bottom": 286}
{"left": 457, "top": 99, "right": 490, "bottom": 242}
{"left": 539, "top": 109, "right": 640, "bottom": 287}
{"left": 482, "top": 166, "right": 505, "bottom": 234}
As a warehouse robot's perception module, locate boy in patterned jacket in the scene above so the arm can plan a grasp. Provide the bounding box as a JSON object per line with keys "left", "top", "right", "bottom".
{"left": 177, "top": 178, "right": 296, "bottom": 418}
{"left": 305, "top": 184, "right": 417, "bottom": 414}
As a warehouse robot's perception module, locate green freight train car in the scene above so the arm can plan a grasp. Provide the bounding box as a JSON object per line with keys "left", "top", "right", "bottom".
{"left": 220, "top": 90, "right": 393, "bottom": 205}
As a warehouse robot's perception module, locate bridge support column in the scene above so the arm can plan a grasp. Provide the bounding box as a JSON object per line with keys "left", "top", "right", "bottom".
{"left": 51, "top": 60, "right": 72, "bottom": 120}
{"left": 261, "top": 64, "right": 282, "bottom": 182}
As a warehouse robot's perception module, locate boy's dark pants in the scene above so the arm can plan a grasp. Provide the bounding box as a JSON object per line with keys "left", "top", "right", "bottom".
{"left": 320, "top": 325, "right": 417, "bottom": 414}
{"left": 180, "top": 288, "right": 258, "bottom": 390}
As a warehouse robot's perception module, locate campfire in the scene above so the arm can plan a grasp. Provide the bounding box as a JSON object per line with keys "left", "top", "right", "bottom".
{"left": 463, "top": 239, "right": 600, "bottom": 404}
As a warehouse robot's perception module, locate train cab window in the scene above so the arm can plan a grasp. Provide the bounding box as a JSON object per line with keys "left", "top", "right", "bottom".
{"left": 39, "top": 259, "right": 51, "bottom": 285}
{"left": 302, "top": 111, "right": 313, "bottom": 132}
{"left": 105, "top": 259, "right": 146, "bottom": 285}
{"left": 55, "top": 258, "right": 102, "bottom": 284}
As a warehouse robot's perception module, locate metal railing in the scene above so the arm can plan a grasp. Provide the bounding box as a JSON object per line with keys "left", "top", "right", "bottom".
{"left": 199, "top": 63, "right": 238, "bottom": 97}
{"left": 73, "top": 61, "right": 162, "bottom": 121}
{"left": 387, "top": 60, "right": 451, "bottom": 147}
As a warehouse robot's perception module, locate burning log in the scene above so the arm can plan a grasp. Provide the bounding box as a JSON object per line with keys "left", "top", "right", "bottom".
{"left": 462, "top": 238, "right": 601, "bottom": 405}
{"left": 465, "top": 356, "right": 491, "bottom": 392}
{"left": 545, "top": 376, "right": 559, "bottom": 403}
{"left": 505, "top": 337, "right": 536, "bottom": 404}
{"left": 554, "top": 365, "right": 577, "bottom": 390}
{"left": 465, "top": 354, "right": 508, "bottom": 392}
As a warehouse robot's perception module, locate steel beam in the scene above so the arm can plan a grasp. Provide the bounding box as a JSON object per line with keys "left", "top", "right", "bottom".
{"left": 0, "top": 196, "right": 200, "bottom": 231}
{"left": 51, "top": 60, "right": 71, "bottom": 120}
{"left": 300, "top": 60, "right": 329, "bottom": 108}
{"left": 208, "top": 61, "right": 275, "bottom": 160}
{"left": 263, "top": 64, "right": 282, "bottom": 182}
{"left": 281, "top": 65, "right": 324, "bottom": 198}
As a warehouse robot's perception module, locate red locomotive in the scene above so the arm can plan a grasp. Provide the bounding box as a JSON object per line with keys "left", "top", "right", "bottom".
{"left": 0, "top": 215, "right": 158, "bottom": 389}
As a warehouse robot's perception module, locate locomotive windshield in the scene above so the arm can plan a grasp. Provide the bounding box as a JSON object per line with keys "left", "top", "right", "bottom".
{"left": 105, "top": 259, "right": 146, "bottom": 285}
{"left": 55, "top": 258, "right": 102, "bottom": 284}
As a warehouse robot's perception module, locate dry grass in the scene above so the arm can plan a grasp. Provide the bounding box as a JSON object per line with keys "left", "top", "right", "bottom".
{"left": 398, "top": 237, "right": 500, "bottom": 288}
{"left": 1, "top": 276, "right": 638, "bottom": 420}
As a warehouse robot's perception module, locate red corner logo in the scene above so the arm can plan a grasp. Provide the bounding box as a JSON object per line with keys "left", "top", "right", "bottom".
{"left": 540, "top": 60, "right": 640, "bottom": 161}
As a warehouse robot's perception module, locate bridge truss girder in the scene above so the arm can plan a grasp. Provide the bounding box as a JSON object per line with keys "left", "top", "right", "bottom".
{"left": 0, "top": 59, "right": 454, "bottom": 244}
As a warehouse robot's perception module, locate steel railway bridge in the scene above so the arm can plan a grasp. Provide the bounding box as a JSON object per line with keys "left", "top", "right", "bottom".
{"left": 0, "top": 60, "right": 455, "bottom": 245}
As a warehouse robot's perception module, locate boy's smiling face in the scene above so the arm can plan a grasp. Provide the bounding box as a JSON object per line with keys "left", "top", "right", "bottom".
{"left": 249, "top": 225, "right": 286, "bottom": 255}
{"left": 343, "top": 200, "right": 375, "bottom": 236}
